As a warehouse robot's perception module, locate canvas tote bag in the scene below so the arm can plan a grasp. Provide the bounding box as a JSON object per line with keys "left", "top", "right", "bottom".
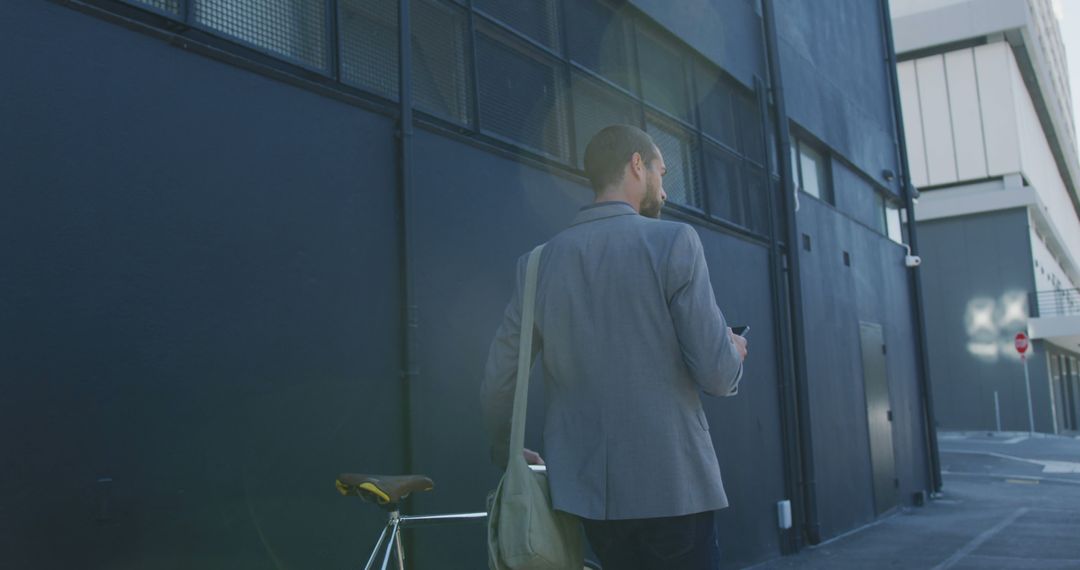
{"left": 488, "top": 244, "right": 584, "bottom": 570}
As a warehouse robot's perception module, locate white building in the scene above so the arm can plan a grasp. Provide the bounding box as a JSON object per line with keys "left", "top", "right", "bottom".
{"left": 893, "top": 0, "right": 1080, "bottom": 433}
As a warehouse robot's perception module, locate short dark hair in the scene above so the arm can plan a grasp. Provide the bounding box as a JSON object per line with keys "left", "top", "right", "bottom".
{"left": 583, "top": 125, "right": 658, "bottom": 193}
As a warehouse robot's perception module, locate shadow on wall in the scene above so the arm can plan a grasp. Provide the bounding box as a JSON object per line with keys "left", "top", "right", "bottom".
{"left": 964, "top": 290, "right": 1029, "bottom": 363}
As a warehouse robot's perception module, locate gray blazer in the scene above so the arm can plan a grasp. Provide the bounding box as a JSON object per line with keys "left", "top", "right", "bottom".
{"left": 481, "top": 201, "right": 743, "bottom": 520}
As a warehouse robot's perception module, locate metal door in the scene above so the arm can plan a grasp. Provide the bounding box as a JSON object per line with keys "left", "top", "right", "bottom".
{"left": 860, "top": 321, "right": 897, "bottom": 514}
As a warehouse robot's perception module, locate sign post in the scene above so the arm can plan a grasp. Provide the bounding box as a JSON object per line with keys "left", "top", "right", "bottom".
{"left": 1015, "top": 332, "right": 1034, "bottom": 434}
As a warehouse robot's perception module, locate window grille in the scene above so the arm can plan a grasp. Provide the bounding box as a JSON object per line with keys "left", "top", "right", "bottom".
{"left": 647, "top": 114, "right": 700, "bottom": 208}
{"left": 743, "top": 164, "right": 769, "bottom": 234}
{"left": 695, "top": 62, "right": 737, "bottom": 150}
{"left": 474, "top": 0, "right": 560, "bottom": 51}
{"left": 571, "top": 73, "right": 641, "bottom": 168}
{"left": 339, "top": 0, "right": 399, "bottom": 100}
{"left": 124, "top": 0, "right": 180, "bottom": 14}
{"left": 636, "top": 25, "right": 689, "bottom": 122}
{"left": 565, "top": 0, "right": 635, "bottom": 91}
{"left": 736, "top": 94, "right": 764, "bottom": 164}
{"left": 476, "top": 25, "right": 568, "bottom": 159}
{"left": 703, "top": 143, "right": 742, "bottom": 225}
{"left": 412, "top": 0, "right": 472, "bottom": 124}
{"left": 192, "top": 0, "right": 329, "bottom": 72}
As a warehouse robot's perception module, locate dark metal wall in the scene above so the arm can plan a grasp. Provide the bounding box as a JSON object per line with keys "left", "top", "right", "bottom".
{"left": 2, "top": 0, "right": 933, "bottom": 567}
{"left": 795, "top": 196, "right": 927, "bottom": 538}
{"left": 1, "top": 1, "right": 403, "bottom": 568}
{"left": 636, "top": 0, "right": 931, "bottom": 535}
{"left": 773, "top": 0, "right": 902, "bottom": 198}
{"left": 918, "top": 208, "right": 1056, "bottom": 432}
{"left": 403, "top": 130, "right": 788, "bottom": 568}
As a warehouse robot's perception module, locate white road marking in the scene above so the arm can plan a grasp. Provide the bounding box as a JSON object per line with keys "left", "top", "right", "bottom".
{"left": 942, "top": 450, "right": 1080, "bottom": 474}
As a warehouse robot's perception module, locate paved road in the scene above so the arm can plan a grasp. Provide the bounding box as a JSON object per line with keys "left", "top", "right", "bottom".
{"left": 747, "top": 432, "right": 1080, "bottom": 569}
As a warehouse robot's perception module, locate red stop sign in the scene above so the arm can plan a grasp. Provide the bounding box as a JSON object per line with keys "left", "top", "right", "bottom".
{"left": 1015, "top": 332, "right": 1029, "bottom": 354}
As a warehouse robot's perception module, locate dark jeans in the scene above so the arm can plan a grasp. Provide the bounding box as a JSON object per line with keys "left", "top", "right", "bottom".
{"left": 582, "top": 510, "right": 719, "bottom": 570}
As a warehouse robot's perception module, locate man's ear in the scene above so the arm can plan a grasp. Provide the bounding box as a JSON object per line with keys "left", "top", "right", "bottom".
{"left": 630, "top": 152, "right": 644, "bottom": 179}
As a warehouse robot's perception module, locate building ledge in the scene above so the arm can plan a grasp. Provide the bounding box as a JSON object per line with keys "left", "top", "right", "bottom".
{"left": 1029, "top": 315, "right": 1080, "bottom": 352}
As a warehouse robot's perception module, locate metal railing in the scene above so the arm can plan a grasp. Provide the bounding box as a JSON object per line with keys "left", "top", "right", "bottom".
{"left": 1030, "top": 289, "right": 1080, "bottom": 318}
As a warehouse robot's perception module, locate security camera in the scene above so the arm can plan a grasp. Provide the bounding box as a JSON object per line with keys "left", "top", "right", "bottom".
{"left": 903, "top": 244, "right": 921, "bottom": 268}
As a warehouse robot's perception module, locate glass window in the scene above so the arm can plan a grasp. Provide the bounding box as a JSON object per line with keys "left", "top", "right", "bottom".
{"left": 474, "top": 0, "right": 561, "bottom": 50}
{"left": 339, "top": 0, "right": 399, "bottom": 100}
{"left": 193, "top": 0, "right": 329, "bottom": 71}
{"left": 648, "top": 114, "right": 701, "bottom": 209}
{"left": 565, "top": 0, "right": 635, "bottom": 91}
{"left": 885, "top": 201, "right": 904, "bottom": 244}
{"left": 744, "top": 164, "right": 769, "bottom": 234}
{"left": 636, "top": 25, "right": 690, "bottom": 121}
{"left": 412, "top": 0, "right": 472, "bottom": 124}
{"left": 695, "top": 61, "right": 737, "bottom": 149}
{"left": 476, "top": 25, "right": 569, "bottom": 159}
{"left": 797, "top": 140, "right": 831, "bottom": 203}
{"left": 790, "top": 139, "right": 801, "bottom": 192}
{"left": 736, "top": 94, "right": 764, "bottom": 164}
{"left": 703, "top": 143, "right": 742, "bottom": 224}
{"left": 571, "top": 73, "right": 641, "bottom": 167}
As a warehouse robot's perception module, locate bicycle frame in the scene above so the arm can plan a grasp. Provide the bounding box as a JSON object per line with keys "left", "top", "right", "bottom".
{"left": 364, "top": 509, "right": 489, "bottom": 570}
{"left": 362, "top": 465, "right": 546, "bottom": 570}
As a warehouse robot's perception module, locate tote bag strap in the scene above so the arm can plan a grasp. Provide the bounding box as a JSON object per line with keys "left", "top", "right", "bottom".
{"left": 508, "top": 244, "right": 545, "bottom": 459}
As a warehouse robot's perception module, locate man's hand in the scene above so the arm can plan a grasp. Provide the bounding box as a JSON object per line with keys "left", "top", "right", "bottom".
{"left": 523, "top": 448, "right": 545, "bottom": 465}
{"left": 728, "top": 327, "right": 748, "bottom": 362}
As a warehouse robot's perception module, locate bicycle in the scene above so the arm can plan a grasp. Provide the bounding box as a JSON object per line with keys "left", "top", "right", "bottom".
{"left": 335, "top": 466, "right": 602, "bottom": 569}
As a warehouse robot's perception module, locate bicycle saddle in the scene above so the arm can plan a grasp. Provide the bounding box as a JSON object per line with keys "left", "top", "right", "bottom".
{"left": 336, "top": 473, "right": 434, "bottom": 505}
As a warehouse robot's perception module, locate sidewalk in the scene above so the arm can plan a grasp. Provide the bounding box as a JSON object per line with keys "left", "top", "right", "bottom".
{"left": 747, "top": 432, "right": 1080, "bottom": 569}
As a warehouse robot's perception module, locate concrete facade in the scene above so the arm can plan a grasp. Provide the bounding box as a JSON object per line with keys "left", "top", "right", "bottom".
{"left": 893, "top": 0, "right": 1080, "bottom": 434}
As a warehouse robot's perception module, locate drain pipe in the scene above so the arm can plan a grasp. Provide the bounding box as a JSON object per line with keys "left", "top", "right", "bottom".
{"left": 879, "top": 0, "right": 943, "bottom": 494}
{"left": 397, "top": 0, "right": 418, "bottom": 513}
{"left": 761, "top": 0, "right": 822, "bottom": 545}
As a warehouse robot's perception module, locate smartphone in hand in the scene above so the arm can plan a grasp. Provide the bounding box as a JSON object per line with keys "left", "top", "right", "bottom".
{"left": 731, "top": 325, "right": 750, "bottom": 337}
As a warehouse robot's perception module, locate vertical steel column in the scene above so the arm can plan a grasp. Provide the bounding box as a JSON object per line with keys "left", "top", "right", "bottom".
{"left": 327, "top": 0, "right": 340, "bottom": 80}
{"left": 761, "top": 0, "right": 821, "bottom": 545}
{"left": 755, "top": 75, "right": 803, "bottom": 554}
{"left": 879, "top": 0, "right": 943, "bottom": 494}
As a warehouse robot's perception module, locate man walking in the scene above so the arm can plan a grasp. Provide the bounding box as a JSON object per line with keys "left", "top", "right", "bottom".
{"left": 481, "top": 125, "right": 748, "bottom": 569}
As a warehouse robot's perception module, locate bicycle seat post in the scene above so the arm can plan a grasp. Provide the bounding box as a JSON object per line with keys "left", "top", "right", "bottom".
{"left": 364, "top": 504, "right": 406, "bottom": 570}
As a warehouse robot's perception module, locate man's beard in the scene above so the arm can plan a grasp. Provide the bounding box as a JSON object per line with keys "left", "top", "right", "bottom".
{"left": 640, "top": 181, "right": 663, "bottom": 219}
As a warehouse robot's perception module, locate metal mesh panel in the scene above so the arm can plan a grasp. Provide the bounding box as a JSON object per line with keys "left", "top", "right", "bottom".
{"left": 703, "top": 143, "right": 742, "bottom": 225}
{"left": 124, "top": 0, "right": 180, "bottom": 14}
{"left": 736, "top": 93, "right": 765, "bottom": 164}
{"left": 571, "top": 73, "right": 640, "bottom": 167}
{"left": 192, "top": 0, "right": 329, "bottom": 71}
{"left": 695, "top": 62, "right": 737, "bottom": 149}
{"left": 565, "top": 0, "right": 634, "bottom": 90}
{"left": 743, "top": 164, "right": 769, "bottom": 234}
{"left": 636, "top": 25, "right": 689, "bottom": 121}
{"left": 474, "top": 0, "right": 560, "bottom": 50}
{"left": 647, "top": 114, "right": 700, "bottom": 208}
{"left": 339, "top": 0, "right": 398, "bottom": 99}
{"left": 412, "top": 0, "right": 471, "bottom": 124}
{"left": 476, "top": 26, "right": 568, "bottom": 159}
